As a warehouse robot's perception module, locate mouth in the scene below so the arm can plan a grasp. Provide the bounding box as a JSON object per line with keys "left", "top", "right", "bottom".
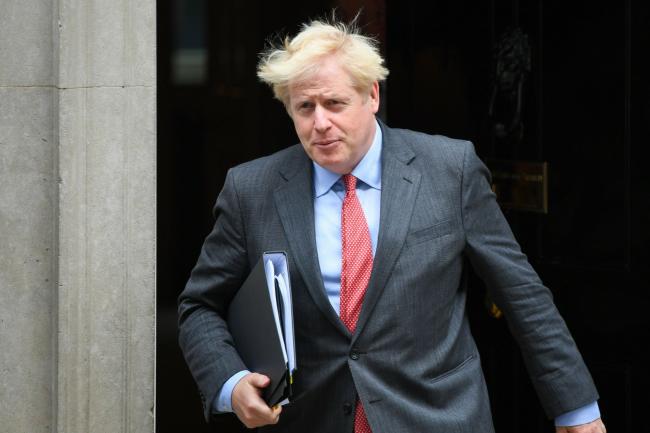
{"left": 313, "top": 139, "right": 341, "bottom": 148}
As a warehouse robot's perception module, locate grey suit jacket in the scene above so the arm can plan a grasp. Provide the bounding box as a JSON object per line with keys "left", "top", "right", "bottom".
{"left": 178, "top": 121, "right": 599, "bottom": 433}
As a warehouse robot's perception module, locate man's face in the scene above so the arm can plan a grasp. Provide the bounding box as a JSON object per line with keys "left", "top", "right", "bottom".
{"left": 287, "top": 56, "right": 380, "bottom": 175}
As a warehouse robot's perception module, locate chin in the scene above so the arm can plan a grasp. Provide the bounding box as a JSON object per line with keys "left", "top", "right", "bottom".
{"left": 323, "top": 162, "right": 352, "bottom": 175}
{"left": 309, "top": 143, "right": 357, "bottom": 170}
{"left": 313, "top": 154, "right": 346, "bottom": 172}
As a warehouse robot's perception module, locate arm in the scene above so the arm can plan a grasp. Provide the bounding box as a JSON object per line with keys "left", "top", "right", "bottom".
{"left": 178, "top": 169, "right": 250, "bottom": 421}
{"left": 178, "top": 169, "right": 282, "bottom": 427}
{"left": 459, "top": 142, "right": 601, "bottom": 419}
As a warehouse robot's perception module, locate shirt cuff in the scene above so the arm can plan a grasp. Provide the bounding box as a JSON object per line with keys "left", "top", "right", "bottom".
{"left": 554, "top": 401, "right": 600, "bottom": 427}
{"left": 213, "top": 370, "right": 251, "bottom": 413}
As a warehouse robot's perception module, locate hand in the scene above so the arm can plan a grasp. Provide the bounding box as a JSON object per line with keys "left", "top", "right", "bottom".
{"left": 556, "top": 418, "right": 606, "bottom": 433}
{"left": 231, "top": 373, "right": 282, "bottom": 429}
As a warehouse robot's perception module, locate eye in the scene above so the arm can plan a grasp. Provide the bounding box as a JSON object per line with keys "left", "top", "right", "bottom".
{"left": 297, "top": 101, "right": 314, "bottom": 111}
{"left": 326, "top": 99, "right": 345, "bottom": 109}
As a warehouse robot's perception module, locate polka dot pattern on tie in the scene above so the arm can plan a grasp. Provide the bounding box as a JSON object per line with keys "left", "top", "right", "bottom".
{"left": 354, "top": 401, "right": 372, "bottom": 433}
{"left": 340, "top": 174, "right": 373, "bottom": 332}
{"left": 340, "top": 174, "right": 373, "bottom": 433}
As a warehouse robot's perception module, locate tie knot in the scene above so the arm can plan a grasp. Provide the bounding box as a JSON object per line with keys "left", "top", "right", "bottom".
{"left": 342, "top": 174, "right": 357, "bottom": 192}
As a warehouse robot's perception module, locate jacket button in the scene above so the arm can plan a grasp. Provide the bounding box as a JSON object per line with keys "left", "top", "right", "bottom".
{"left": 343, "top": 403, "right": 353, "bottom": 415}
{"left": 350, "top": 350, "right": 359, "bottom": 360}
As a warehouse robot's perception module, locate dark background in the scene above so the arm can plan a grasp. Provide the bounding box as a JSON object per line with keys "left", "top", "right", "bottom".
{"left": 157, "top": 1, "right": 650, "bottom": 431}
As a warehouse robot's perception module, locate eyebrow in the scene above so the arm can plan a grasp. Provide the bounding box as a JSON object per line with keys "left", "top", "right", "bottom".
{"left": 291, "top": 91, "right": 351, "bottom": 108}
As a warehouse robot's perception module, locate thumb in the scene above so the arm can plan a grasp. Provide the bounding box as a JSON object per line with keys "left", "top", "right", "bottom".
{"left": 248, "top": 373, "right": 271, "bottom": 388}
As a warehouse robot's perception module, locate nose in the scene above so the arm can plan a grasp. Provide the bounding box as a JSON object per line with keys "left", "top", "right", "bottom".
{"left": 313, "top": 105, "right": 331, "bottom": 133}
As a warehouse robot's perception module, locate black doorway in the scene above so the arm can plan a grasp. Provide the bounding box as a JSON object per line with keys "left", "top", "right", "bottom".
{"left": 157, "top": 1, "right": 650, "bottom": 432}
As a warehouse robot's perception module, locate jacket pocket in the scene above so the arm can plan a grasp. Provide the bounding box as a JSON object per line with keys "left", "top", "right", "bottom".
{"left": 406, "top": 219, "right": 452, "bottom": 247}
{"left": 428, "top": 354, "right": 476, "bottom": 384}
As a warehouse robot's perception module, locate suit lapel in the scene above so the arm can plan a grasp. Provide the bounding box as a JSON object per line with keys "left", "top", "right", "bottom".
{"left": 274, "top": 152, "right": 351, "bottom": 337}
{"left": 353, "top": 124, "right": 421, "bottom": 341}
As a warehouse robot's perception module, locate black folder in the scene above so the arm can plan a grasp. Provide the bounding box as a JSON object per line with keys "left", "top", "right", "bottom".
{"left": 227, "top": 252, "right": 295, "bottom": 406}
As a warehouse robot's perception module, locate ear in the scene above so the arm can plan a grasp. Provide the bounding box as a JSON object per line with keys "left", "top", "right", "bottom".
{"left": 369, "top": 81, "right": 380, "bottom": 114}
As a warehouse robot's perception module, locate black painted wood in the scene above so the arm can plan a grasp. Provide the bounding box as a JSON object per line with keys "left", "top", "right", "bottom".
{"left": 387, "top": 1, "right": 649, "bottom": 432}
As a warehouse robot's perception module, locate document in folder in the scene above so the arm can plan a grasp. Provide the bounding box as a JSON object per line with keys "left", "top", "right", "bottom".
{"left": 227, "top": 252, "right": 296, "bottom": 407}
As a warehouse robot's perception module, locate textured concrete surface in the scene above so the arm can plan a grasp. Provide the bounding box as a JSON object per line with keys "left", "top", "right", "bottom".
{"left": 1, "top": 1, "right": 57, "bottom": 430}
{"left": 57, "top": 85, "right": 156, "bottom": 433}
{"left": 0, "top": 0, "right": 54, "bottom": 85}
{"left": 58, "top": 0, "right": 156, "bottom": 87}
{"left": 0, "top": 87, "right": 57, "bottom": 433}
{"left": 56, "top": 0, "right": 156, "bottom": 431}
{"left": 1, "top": 0, "right": 156, "bottom": 431}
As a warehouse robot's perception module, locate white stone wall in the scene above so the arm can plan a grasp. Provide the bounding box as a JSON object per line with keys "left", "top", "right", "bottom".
{"left": 0, "top": 0, "right": 156, "bottom": 431}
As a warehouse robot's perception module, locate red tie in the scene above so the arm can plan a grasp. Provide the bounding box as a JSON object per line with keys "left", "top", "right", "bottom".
{"left": 340, "top": 174, "right": 373, "bottom": 433}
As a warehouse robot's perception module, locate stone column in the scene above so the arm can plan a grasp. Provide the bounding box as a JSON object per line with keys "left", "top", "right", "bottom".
{"left": 0, "top": 0, "right": 156, "bottom": 431}
{"left": 0, "top": 2, "right": 58, "bottom": 431}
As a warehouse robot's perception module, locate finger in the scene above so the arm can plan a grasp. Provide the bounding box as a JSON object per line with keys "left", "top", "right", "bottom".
{"left": 271, "top": 404, "right": 283, "bottom": 424}
{"left": 245, "top": 395, "right": 279, "bottom": 418}
{"left": 239, "top": 402, "right": 278, "bottom": 428}
{"left": 248, "top": 373, "right": 271, "bottom": 388}
{"left": 251, "top": 403, "right": 281, "bottom": 426}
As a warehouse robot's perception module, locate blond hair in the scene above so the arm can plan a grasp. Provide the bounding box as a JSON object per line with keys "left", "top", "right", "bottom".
{"left": 257, "top": 19, "right": 389, "bottom": 106}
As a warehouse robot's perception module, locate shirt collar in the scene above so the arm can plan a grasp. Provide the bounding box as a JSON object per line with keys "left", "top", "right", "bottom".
{"left": 313, "top": 119, "right": 383, "bottom": 198}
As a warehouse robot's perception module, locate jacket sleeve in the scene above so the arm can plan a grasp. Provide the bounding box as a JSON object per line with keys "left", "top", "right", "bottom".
{"left": 177, "top": 168, "right": 249, "bottom": 421}
{"left": 459, "top": 142, "right": 599, "bottom": 418}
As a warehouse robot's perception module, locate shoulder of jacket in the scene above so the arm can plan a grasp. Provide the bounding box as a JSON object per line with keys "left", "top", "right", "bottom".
{"left": 225, "top": 144, "right": 305, "bottom": 194}
{"left": 394, "top": 128, "right": 469, "bottom": 150}
{"left": 386, "top": 126, "right": 471, "bottom": 169}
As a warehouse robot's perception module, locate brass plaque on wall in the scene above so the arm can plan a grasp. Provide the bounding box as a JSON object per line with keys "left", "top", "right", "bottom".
{"left": 487, "top": 159, "right": 548, "bottom": 213}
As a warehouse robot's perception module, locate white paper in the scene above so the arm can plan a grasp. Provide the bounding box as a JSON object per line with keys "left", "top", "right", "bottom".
{"left": 263, "top": 252, "right": 297, "bottom": 409}
{"left": 275, "top": 273, "right": 295, "bottom": 372}
{"left": 264, "top": 258, "right": 288, "bottom": 364}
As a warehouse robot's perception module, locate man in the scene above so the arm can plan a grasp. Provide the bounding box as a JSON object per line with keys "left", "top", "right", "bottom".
{"left": 178, "top": 19, "right": 606, "bottom": 432}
